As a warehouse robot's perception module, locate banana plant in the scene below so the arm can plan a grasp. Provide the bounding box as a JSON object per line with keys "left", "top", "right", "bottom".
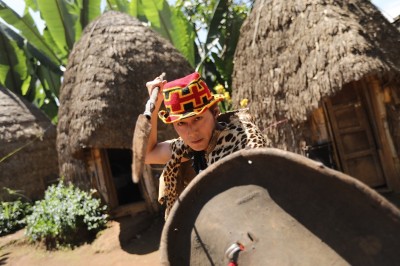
{"left": 0, "top": 0, "right": 194, "bottom": 122}
{"left": 0, "top": 24, "right": 29, "bottom": 96}
{"left": 107, "top": 0, "right": 195, "bottom": 66}
{"left": 0, "top": 0, "right": 248, "bottom": 119}
{"left": 175, "top": 0, "right": 252, "bottom": 112}
{"left": 0, "top": 0, "right": 83, "bottom": 122}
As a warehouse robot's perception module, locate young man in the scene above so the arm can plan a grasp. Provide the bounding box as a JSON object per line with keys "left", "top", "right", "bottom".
{"left": 145, "top": 72, "right": 267, "bottom": 218}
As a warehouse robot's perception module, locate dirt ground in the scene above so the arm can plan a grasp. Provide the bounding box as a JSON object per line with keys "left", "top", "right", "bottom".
{"left": 0, "top": 212, "right": 164, "bottom": 266}
{"left": 1, "top": 193, "right": 399, "bottom": 266}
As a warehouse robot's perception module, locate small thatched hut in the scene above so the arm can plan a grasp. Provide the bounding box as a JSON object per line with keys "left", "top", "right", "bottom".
{"left": 232, "top": 0, "right": 400, "bottom": 192}
{"left": 0, "top": 86, "right": 58, "bottom": 201}
{"left": 57, "top": 11, "right": 193, "bottom": 217}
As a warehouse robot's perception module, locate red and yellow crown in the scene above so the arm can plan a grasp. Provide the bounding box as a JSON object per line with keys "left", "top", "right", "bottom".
{"left": 158, "top": 72, "right": 224, "bottom": 124}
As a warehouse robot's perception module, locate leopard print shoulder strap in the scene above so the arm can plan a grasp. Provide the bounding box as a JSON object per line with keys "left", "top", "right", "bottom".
{"left": 158, "top": 138, "right": 188, "bottom": 218}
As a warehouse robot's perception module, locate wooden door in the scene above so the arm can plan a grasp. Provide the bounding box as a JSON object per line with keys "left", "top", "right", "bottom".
{"left": 324, "top": 83, "right": 386, "bottom": 187}
{"left": 86, "top": 148, "right": 151, "bottom": 217}
{"left": 86, "top": 148, "right": 119, "bottom": 209}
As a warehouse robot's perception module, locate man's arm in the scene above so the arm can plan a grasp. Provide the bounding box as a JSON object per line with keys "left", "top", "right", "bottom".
{"left": 144, "top": 77, "right": 172, "bottom": 165}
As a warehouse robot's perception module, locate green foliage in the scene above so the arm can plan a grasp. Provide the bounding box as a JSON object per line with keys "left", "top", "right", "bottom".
{"left": 25, "top": 181, "right": 108, "bottom": 249}
{"left": 108, "top": 0, "right": 195, "bottom": 66}
{"left": 0, "top": 0, "right": 195, "bottom": 122}
{"left": 0, "top": 8, "right": 62, "bottom": 122}
{"left": 0, "top": 200, "right": 32, "bottom": 236}
{"left": 176, "top": 0, "right": 253, "bottom": 110}
{"left": 0, "top": 0, "right": 251, "bottom": 120}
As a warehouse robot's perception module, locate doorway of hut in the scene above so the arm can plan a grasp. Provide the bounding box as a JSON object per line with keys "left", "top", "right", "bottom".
{"left": 87, "top": 148, "right": 152, "bottom": 218}
{"left": 317, "top": 79, "right": 399, "bottom": 191}
{"left": 107, "top": 149, "right": 142, "bottom": 206}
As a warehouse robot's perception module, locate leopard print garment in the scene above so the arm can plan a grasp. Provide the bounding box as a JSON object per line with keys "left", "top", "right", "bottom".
{"left": 159, "top": 109, "right": 267, "bottom": 219}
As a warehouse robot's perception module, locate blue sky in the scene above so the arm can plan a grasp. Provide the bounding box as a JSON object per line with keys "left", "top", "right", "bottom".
{"left": 371, "top": 0, "right": 400, "bottom": 21}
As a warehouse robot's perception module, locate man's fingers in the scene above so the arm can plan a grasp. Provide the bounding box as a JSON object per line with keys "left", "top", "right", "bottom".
{"left": 146, "top": 79, "right": 167, "bottom": 96}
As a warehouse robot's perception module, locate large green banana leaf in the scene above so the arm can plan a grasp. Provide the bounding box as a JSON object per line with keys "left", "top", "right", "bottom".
{"left": 106, "top": 0, "right": 195, "bottom": 66}
{"left": 169, "top": 5, "right": 195, "bottom": 67}
{"left": 0, "top": 20, "right": 63, "bottom": 74}
{"left": 139, "top": 0, "right": 195, "bottom": 66}
{"left": 0, "top": 21, "right": 60, "bottom": 123}
{"left": 0, "top": 25, "right": 28, "bottom": 95}
{"left": 0, "top": 0, "right": 61, "bottom": 65}
{"left": 106, "top": 0, "right": 129, "bottom": 13}
{"left": 80, "top": 0, "right": 102, "bottom": 28}
{"left": 37, "top": 0, "right": 81, "bottom": 55}
{"left": 129, "top": 0, "right": 141, "bottom": 17}
{"left": 198, "top": 0, "right": 248, "bottom": 94}
{"left": 206, "top": 0, "right": 227, "bottom": 45}
{"left": 36, "top": 64, "right": 60, "bottom": 122}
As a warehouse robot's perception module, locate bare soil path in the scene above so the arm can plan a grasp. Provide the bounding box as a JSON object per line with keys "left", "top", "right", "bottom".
{"left": 0, "top": 212, "right": 164, "bottom": 266}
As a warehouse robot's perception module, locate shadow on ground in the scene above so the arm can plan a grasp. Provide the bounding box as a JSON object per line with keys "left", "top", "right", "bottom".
{"left": 0, "top": 252, "right": 10, "bottom": 265}
{"left": 114, "top": 191, "right": 400, "bottom": 257}
{"left": 117, "top": 211, "right": 165, "bottom": 255}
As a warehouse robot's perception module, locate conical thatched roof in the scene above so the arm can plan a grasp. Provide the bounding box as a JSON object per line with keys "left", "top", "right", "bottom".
{"left": 394, "top": 15, "right": 400, "bottom": 30}
{"left": 57, "top": 11, "right": 193, "bottom": 186}
{"left": 0, "top": 86, "right": 58, "bottom": 201}
{"left": 232, "top": 0, "right": 400, "bottom": 149}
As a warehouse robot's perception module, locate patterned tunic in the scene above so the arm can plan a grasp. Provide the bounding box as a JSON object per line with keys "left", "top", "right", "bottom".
{"left": 158, "top": 109, "right": 267, "bottom": 219}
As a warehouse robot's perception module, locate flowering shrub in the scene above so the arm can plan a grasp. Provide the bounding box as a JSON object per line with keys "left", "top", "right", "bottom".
{"left": 240, "top": 98, "right": 248, "bottom": 108}
{"left": 0, "top": 200, "right": 32, "bottom": 236}
{"left": 214, "top": 84, "right": 232, "bottom": 112}
{"left": 25, "top": 181, "right": 108, "bottom": 249}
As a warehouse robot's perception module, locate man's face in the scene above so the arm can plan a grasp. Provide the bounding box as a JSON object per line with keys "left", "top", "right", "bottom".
{"left": 173, "top": 110, "right": 217, "bottom": 151}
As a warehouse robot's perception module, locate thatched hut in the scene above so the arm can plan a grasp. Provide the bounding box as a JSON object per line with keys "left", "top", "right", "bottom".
{"left": 57, "top": 11, "right": 193, "bottom": 217}
{"left": 232, "top": 0, "right": 400, "bottom": 192}
{"left": 394, "top": 15, "right": 400, "bottom": 30}
{"left": 0, "top": 86, "right": 58, "bottom": 201}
